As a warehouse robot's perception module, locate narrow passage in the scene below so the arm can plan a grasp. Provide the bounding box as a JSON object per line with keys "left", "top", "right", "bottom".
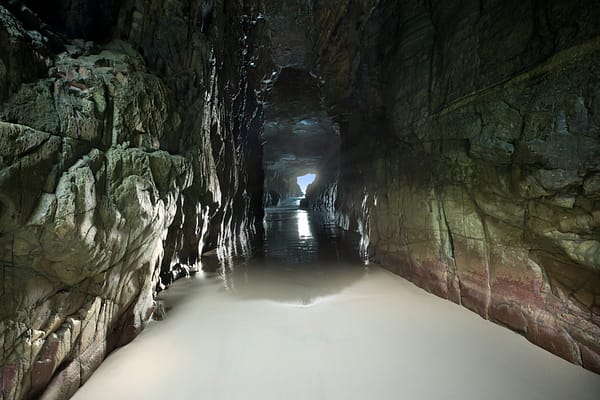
{"left": 72, "top": 206, "right": 600, "bottom": 400}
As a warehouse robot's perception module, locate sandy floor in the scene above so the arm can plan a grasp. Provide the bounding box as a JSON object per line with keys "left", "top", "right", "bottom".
{"left": 71, "top": 208, "right": 600, "bottom": 400}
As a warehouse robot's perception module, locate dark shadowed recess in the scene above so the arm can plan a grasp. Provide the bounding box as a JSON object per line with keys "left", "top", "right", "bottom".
{"left": 21, "top": 0, "right": 121, "bottom": 42}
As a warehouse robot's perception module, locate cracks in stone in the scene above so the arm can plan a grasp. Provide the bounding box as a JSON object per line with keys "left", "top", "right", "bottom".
{"left": 473, "top": 105, "right": 485, "bottom": 146}
{"left": 531, "top": 250, "right": 558, "bottom": 300}
{"left": 13, "top": 135, "right": 53, "bottom": 164}
{"left": 492, "top": 300, "right": 529, "bottom": 333}
{"left": 429, "top": 35, "right": 600, "bottom": 121}
{"left": 0, "top": 323, "right": 33, "bottom": 365}
{"left": 439, "top": 200, "right": 455, "bottom": 262}
{"left": 482, "top": 222, "right": 493, "bottom": 318}
{"left": 424, "top": 0, "right": 436, "bottom": 117}
{"left": 564, "top": 329, "right": 583, "bottom": 364}
{"left": 501, "top": 98, "right": 522, "bottom": 117}
{"left": 2, "top": 2, "right": 270, "bottom": 395}
{"left": 101, "top": 85, "right": 114, "bottom": 148}
{"left": 456, "top": 273, "right": 464, "bottom": 306}
{"left": 301, "top": 0, "right": 600, "bottom": 373}
{"left": 467, "top": 188, "right": 493, "bottom": 318}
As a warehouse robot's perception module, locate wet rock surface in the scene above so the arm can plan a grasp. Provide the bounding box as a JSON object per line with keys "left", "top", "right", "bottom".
{"left": 1, "top": 0, "right": 600, "bottom": 399}
{"left": 70, "top": 206, "right": 600, "bottom": 400}
{"left": 262, "top": 68, "right": 339, "bottom": 204}
{"left": 301, "top": 0, "right": 600, "bottom": 373}
{"left": 0, "top": 1, "right": 268, "bottom": 399}
{"left": 260, "top": 0, "right": 339, "bottom": 205}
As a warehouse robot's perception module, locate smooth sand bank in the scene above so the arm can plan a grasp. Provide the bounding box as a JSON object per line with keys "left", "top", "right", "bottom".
{"left": 72, "top": 263, "right": 600, "bottom": 400}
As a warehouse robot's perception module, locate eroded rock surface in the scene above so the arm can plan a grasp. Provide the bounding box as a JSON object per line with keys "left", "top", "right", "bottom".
{"left": 301, "top": 0, "right": 600, "bottom": 373}
{"left": 0, "top": 1, "right": 268, "bottom": 399}
{"left": 1, "top": 1, "right": 600, "bottom": 399}
{"left": 262, "top": 67, "right": 339, "bottom": 203}
{"left": 0, "top": 45, "right": 190, "bottom": 400}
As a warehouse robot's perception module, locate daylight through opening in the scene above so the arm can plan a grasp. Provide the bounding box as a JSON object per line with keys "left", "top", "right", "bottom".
{"left": 297, "top": 173, "right": 316, "bottom": 195}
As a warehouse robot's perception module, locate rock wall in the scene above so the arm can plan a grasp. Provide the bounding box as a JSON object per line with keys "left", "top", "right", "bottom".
{"left": 0, "top": 1, "right": 269, "bottom": 399}
{"left": 2, "top": 2, "right": 599, "bottom": 399}
{"left": 308, "top": 0, "right": 600, "bottom": 372}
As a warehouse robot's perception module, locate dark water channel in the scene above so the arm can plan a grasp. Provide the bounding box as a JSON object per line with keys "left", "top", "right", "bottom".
{"left": 218, "top": 202, "right": 366, "bottom": 305}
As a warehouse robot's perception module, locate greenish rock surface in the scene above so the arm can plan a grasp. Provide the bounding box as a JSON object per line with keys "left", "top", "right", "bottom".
{"left": 0, "top": 1, "right": 268, "bottom": 399}
{"left": 1, "top": 1, "right": 600, "bottom": 399}
{"left": 300, "top": 0, "right": 600, "bottom": 373}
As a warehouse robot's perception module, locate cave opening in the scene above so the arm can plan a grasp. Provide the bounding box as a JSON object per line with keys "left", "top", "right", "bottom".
{"left": 296, "top": 173, "right": 316, "bottom": 195}
{"left": 260, "top": 66, "right": 345, "bottom": 268}
{"left": 262, "top": 67, "right": 340, "bottom": 211}
{"left": 1, "top": 1, "right": 600, "bottom": 399}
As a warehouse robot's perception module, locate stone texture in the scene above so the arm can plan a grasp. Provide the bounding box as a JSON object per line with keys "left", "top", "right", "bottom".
{"left": 0, "top": 52, "right": 191, "bottom": 397}
{"left": 0, "top": 1, "right": 269, "bottom": 399}
{"left": 0, "top": 4, "right": 47, "bottom": 103}
{"left": 2, "top": 1, "right": 600, "bottom": 399}
{"left": 262, "top": 67, "right": 339, "bottom": 202}
{"left": 300, "top": 0, "right": 600, "bottom": 373}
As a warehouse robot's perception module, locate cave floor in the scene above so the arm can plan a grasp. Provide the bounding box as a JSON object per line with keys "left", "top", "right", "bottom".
{"left": 71, "top": 206, "right": 600, "bottom": 400}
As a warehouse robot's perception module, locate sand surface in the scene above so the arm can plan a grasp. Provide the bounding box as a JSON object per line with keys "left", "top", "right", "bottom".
{"left": 71, "top": 208, "right": 600, "bottom": 400}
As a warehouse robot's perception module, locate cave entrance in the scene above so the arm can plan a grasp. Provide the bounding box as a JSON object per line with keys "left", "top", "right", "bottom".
{"left": 296, "top": 173, "right": 316, "bottom": 196}
{"left": 262, "top": 68, "right": 339, "bottom": 209}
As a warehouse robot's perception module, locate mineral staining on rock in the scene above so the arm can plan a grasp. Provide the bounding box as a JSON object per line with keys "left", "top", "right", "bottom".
{"left": 302, "top": 0, "right": 600, "bottom": 373}
{"left": 1, "top": 0, "right": 600, "bottom": 399}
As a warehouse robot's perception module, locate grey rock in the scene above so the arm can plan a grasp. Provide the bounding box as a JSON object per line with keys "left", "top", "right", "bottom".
{"left": 0, "top": 1, "right": 267, "bottom": 397}
{"left": 534, "top": 169, "right": 583, "bottom": 192}
{"left": 583, "top": 173, "right": 600, "bottom": 197}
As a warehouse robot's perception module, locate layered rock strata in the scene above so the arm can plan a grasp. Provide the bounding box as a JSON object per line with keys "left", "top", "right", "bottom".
{"left": 1, "top": 3, "right": 599, "bottom": 400}
{"left": 305, "top": 0, "right": 600, "bottom": 372}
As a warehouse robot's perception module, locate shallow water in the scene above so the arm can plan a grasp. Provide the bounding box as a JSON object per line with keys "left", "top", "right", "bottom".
{"left": 72, "top": 206, "right": 600, "bottom": 400}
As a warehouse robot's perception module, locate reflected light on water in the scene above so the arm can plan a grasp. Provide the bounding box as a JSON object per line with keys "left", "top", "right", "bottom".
{"left": 71, "top": 206, "right": 600, "bottom": 400}
{"left": 296, "top": 210, "right": 312, "bottom": 239}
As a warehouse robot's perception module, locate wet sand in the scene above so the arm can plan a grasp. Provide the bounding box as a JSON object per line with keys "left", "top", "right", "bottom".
{"left": 72, "top": 207, "right": 600, "bottom": 399}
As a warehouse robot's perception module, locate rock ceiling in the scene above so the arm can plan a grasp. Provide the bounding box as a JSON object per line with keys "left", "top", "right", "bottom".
{"left": 263, "top": 67, "right": 339, "bottom": 178}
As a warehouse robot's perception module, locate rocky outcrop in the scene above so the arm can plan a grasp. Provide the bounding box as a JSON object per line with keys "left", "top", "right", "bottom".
{"left": 0, "top": 40, "right": 191, "bottom": 400}
{"left": 303, "top": 0, "right": 600, "bottom": 372}
{"left": 0, "top": 1, "right": 268, "bottom": 399}
{"left": 0, "top": 4, "right": 48, "bottom": 104}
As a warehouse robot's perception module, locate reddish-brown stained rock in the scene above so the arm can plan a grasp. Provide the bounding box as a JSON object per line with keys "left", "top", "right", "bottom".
{"left": 304, "top": 0, "right": 600, "bottom": 373}
{"left": 581, "top": 344, "right": 600, "bottom": 375}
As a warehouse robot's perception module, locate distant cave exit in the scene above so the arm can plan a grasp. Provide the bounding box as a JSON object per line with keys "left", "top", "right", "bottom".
{"left": 262, "top": 68, "right": 340, "bottom": 208}
{"left": 297, "top": 173, "right": 316, "bottom": 195}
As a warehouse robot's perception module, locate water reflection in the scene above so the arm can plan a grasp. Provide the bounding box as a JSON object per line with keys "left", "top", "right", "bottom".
{"left": 263, "top": 208, "right": 319, "bottom": 263}
{"left": 212, "top": 204, "right": 365, "bottom": 305}
{"left": 296, "top": 210, "right": 311, "bottom": 238}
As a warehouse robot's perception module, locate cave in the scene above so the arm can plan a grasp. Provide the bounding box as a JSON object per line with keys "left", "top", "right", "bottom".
{"left": 262, "top": 66, "right": 339, "bottom": 211}
{"left": 1, "top": 1, "right": 600, "bottom": 399}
